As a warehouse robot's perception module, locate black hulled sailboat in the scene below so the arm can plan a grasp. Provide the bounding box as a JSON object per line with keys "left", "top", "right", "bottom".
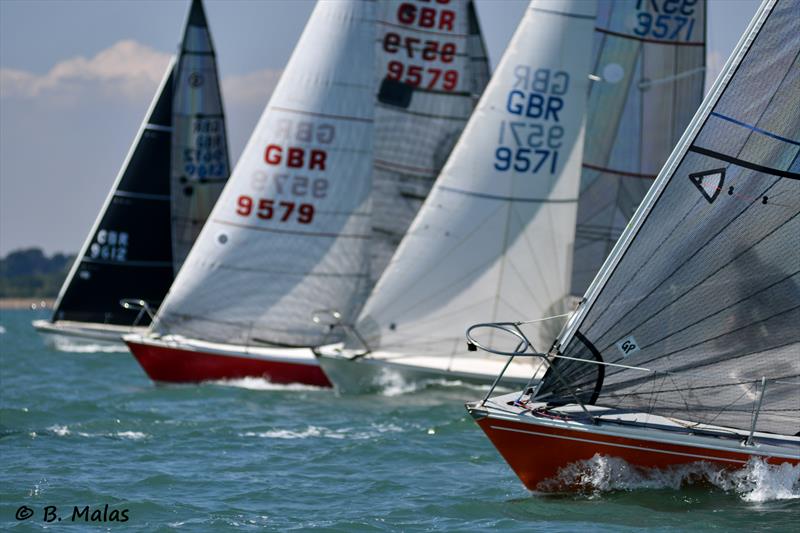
{"left": 34, "top": 0, "right": 230, "bottom": 349}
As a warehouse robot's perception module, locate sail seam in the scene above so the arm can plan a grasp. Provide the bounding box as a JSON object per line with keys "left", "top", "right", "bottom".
{"left": 438, "top": 186, "right": 578, "bottom": 203}
{"left": 270, "top": 105, "right": 373, "bottom": 123}
{"left": 595, "top": 27, "right": 704, "bottom": 47}
{"left": 213, "top": 219, "right": 372, "bottom": 239}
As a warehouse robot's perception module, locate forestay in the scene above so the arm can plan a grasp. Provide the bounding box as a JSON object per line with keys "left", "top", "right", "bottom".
{"left": 370, "top": 0, "right": 490, "bottom": 283}
{"left": 152, "top": 0, "right": 376, "bottom": 347}
{"left": 51, "top": 60, "right": 176, "bottom": 326}
{"left": 171, "top": 0, "right": 231, "bottom": 270}
{"left": 538, "top": 0, "right": 799, "bottom": 436}
{"left": 571, "top": 0, "right": 706, "bottom": 296}
{"left": 355, "top": 0, "right": 595, "bottom": 358}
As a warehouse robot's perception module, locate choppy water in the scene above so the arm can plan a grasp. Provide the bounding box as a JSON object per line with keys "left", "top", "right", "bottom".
{"left": 2, "top": 309, "right": 798, "bottom": 531}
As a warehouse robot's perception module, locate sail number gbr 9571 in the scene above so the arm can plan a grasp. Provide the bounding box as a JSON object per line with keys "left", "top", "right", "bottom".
{"left": 494, "top": 67, "right": 568, "bottom": 176}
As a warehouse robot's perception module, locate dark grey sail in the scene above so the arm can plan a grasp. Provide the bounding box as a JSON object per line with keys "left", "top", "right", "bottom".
{"left": 537, "top": 0, "right": 799, "bottom": 436}
{"left": 570, "top": 0, "right": 706, "bottom": 296}
{"left": 170, "top": 0, "right": 231, "bottom": 270}
{"left": 51, "top": 62, "right": 176, "bottom": 326}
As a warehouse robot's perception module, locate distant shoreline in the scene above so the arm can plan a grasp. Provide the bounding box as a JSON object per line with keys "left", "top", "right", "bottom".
{"left": 0, "top": 298, "right": 54, "bottom": 310}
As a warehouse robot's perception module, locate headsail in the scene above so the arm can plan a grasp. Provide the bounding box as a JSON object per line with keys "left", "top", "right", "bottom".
{"left": 570, "top": 0, "right": 706, "bottom": 296}
{"left": 151, "top": 0, "right": 376, "bottom": 347}
{"left": 538, "top": 0, "right": 799, "bottom": 435}
{"left": 355, "top": 0, "right": 595, "bottom": 357}
{"left": 369, "top": 0, "right": 491, "bottom": 283}
{"left": 51, "top": 60, "right": 176, "bottom": 326}
{"left": 170, "top": 0, "right": 231, "bottom": 270}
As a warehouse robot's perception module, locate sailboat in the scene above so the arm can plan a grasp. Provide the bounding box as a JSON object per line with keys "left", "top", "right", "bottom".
{"left": 123, "top": 0, "right": 490, "bottom": 386}
{"left": 33, "top": 0, "right": 229, "bottom": 348}
{"left": 467, "top": 0, "right": 799, "bottom": 492}
{"left": 316, "top": 0, "right": 707, "bottom": 392}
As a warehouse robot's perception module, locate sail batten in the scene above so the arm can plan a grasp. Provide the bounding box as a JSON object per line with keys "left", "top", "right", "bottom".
{"left": 539, "top": 0, "right": 800, "bottom": 436}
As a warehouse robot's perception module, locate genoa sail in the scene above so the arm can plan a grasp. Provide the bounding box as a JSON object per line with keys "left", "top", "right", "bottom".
{"left": 151, "top": 0, "right": 376, "bottom": 347}
{"left": 354, "top": 0, "right": 595, "bottom": 359}
{"left": 170, "top": 0, "right": 231, "bottom": 270}
{"left": 51, "top": 61, "right": 176, "bottom": 326}
{"left": 369, "top": 0, "right": 491, "bottom": 283}
{"left": 570, "top": 0, "right": 706, "bottom": 296}
{"left": 538, "top": 0, "right": 800, "bottom": 436}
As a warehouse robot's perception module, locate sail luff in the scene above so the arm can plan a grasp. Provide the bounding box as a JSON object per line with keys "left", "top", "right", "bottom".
{"left": 50, "top": 58, "right": 176, "bottom": 325}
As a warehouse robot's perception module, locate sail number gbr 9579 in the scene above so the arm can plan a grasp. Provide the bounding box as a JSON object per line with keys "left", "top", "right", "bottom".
{"left": 383, "top": 0, "right": 461, "bottom": 92}
{"left": 237, "top": 119, "right": 336, "bottom": 226}
{"left": 495, "top": 66, "right": 568, "bottom": 176}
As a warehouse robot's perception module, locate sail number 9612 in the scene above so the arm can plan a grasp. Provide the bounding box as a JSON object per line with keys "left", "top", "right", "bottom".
{"left": 236, "top": 195, "right": 314, "bottom": 224}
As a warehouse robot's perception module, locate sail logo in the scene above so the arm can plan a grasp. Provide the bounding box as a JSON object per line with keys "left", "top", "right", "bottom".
{"left": 689, "top": 168, "right": 725, "bottom": 203}
{"left": 616, "top": 336, "right": 641, "bottom": 358}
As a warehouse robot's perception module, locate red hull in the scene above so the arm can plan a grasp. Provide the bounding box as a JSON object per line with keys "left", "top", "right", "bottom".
{"left": 126, "top": 340, "right": 332, "bottom": 387}
{"left": 476, "top": 416, "right": 799, "bottom": 491}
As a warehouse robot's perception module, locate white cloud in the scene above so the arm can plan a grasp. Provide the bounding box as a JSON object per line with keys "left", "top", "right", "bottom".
{"left": 0, "top": 40, "right": 171, "bottom": 102}
{"left": 222, "top": 68, "right": 282, "bottom": 108}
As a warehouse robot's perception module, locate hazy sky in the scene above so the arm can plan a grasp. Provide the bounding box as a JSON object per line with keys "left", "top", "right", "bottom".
{"left": 0, "top": 0, "right": 759, "bottom": 255}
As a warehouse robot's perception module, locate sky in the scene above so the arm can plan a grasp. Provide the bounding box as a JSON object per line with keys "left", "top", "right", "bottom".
{"left": 0, "top": 0, "right": 760, "bottom": 256}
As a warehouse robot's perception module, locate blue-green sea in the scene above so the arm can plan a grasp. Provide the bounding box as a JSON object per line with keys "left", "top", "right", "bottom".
{"left": 2, "top": 309, "right": 798, "bottom": 531}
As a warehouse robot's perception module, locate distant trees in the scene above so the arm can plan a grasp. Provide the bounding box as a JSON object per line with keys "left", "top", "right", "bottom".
{"left": 0, "top": 248, "right": 74, "bottom": 297}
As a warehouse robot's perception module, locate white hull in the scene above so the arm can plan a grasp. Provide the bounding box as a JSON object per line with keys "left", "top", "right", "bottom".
{"left": 316, "top": 347, "right": 539, "bottom": 394}
{"left": 32, "top": 320, "right": 142, "bottom": 351}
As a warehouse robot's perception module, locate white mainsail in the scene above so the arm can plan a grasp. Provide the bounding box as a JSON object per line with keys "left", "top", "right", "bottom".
{"left": 571, "top": 0, "right": 707, "bottom": 296}
{"left": 370, "top": 0, "right": 491, "bottom": 283}
{"left": 540, "top": 0, "right": 799, "bottom": 435}
{"left": 151, "top": 0, "right": 376, "bottom": 348}
{"left": 171, "top": 0, "right": 231, "bottom": 270}
{"left": 353, "top": 0, "right": 596, "bottom": 365}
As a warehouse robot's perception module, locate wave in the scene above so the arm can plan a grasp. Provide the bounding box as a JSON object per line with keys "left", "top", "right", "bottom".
{"left": 239, "top": 423, "right": 406, "bottom": 441}
{"left": 542, "top": 454, "right": 800, "bottom": 502}
{"left": 207, "top": 377, "right": 325, "bottom": 392}
{"left": 0, "top": 325, "right": 6, "bottom": 334}
{"left": 45, "top": 425, "right": 148, "bottom": 440}
{"left": 373, "top": 368, "right": 492, "bottom": 397}
{"left": 48, "top": 340, "right": 129, "bottom": 353}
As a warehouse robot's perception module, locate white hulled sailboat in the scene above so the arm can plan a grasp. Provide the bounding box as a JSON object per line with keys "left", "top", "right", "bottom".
{"left": 124, "top": 0, "right": 490, "bottom": 386}
{"left": 468, "top": 0, "right": 799, "bottom": 491}
{"left": 316, "top": 0, "right": 707, "bottom": 392}
{"left": 33, "top": 0, "right": 229, "bottom": 348}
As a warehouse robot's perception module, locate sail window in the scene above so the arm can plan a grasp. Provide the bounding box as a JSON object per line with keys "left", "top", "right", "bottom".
{"left": 378, "top": 78, "right": 413, "bottom": 109}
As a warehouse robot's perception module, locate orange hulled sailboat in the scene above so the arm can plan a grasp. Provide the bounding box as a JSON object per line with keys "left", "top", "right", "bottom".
{"left": 467, "top": 0, "right": 799, "bottom": 491}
